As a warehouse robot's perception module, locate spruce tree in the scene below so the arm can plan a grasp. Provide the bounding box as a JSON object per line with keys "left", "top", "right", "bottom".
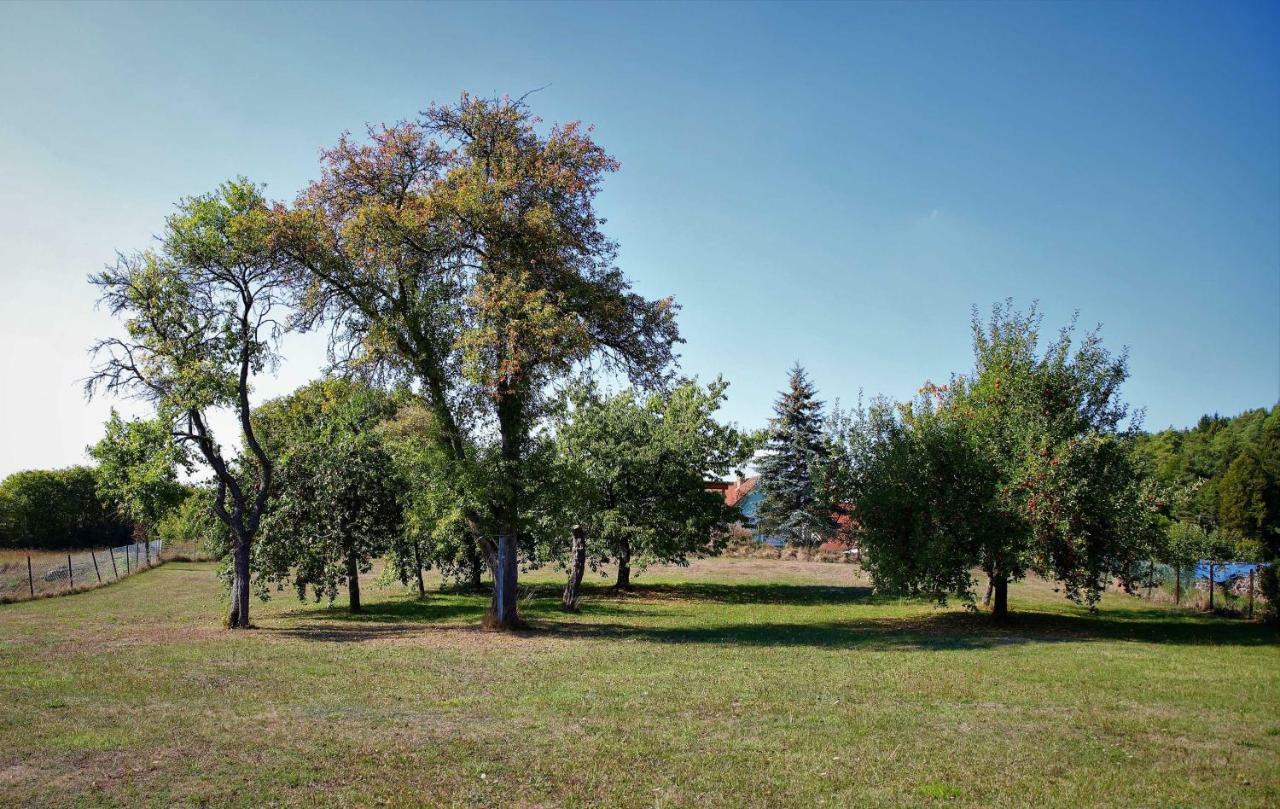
{"left": 756, "top": 364, "right": 829, "bottom": 546}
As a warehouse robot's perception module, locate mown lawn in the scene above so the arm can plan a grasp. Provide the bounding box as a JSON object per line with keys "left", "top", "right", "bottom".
{"left": 0, "top": 557, "right": 1275, "bottom": 808}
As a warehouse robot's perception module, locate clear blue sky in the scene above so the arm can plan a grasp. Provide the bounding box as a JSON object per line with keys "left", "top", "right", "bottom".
{"left": 1, "top": 0, "right": 1277, "bottom": 478}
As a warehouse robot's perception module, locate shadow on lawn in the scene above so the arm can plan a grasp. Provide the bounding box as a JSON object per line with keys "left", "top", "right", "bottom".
{"left": 267, "top": 580, "right": 1276, "bottom": 649}
{"left": 536, "top": 607, "right": 1278, "bottom": 650}
{"left": 581, "top": 581, "right": 878, "bottom": 606}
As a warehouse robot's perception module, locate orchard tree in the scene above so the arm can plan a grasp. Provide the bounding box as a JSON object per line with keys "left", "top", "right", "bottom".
{"left": 551, "top": 378, "right": 749, "bottom": 604}
{"left": 275, "top": 94, "right": 679, "bottom": 628}
{"left": 376, "top": 402, "right": 490, "bottom": 594}
{"left": 854, "top": 303, "right": 1163, "bottom": 618}
{"left": 257, "top": 434, "right": 403, "bottom": 612}
{"left": 87, "top": 179, "right": 287, "bottom": 628}
{"left": 757, "top": 364, "right": 829, "bottom": 546}
{"left": 89, "top": 410, "right": 188, "bottom": 537}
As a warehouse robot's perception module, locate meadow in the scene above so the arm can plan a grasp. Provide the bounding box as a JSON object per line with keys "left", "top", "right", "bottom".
{"left": 0, "top": 556, "right": 1275, "bottom": 808}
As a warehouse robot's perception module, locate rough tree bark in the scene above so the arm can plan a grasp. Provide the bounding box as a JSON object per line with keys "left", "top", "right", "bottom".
{"left": 991, "top": 573, "right": 1009, "bottom": 620}
{"left": 347, "top": 551, "right": 362, "bottom": 613}
{"left": 228, "top": 532, "right": 251, "bottom": 628}
{"left": 615, "top": 537, "right": 632, "bottom": 590}
{"left": 412, "top": 539, "right": 427, "bottom": 599}
{"left": 562, "top": 525, "right": 587, "bottom": 611}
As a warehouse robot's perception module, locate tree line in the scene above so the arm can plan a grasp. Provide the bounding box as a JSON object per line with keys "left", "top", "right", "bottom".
{"left": 6, "top": 93, "right": 1270, "bottom": 627}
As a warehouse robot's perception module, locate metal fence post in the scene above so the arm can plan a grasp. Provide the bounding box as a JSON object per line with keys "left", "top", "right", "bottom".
{"left": 67, "top": 554, "right": 73, "bottom": 589}
{"left": 144, "top": 539, "right": 150, "bottom": 566}
{"left": 110, "top": 548, "right": 119, "bottom": 579}
{"left": 124, "top": 546, "right": 130, "bottom": 575}
{"left": 91, "top": 551, "right": 102, "bottom": 583}
{"left": 27, "top": 555, "right": 34, "bottom": 598}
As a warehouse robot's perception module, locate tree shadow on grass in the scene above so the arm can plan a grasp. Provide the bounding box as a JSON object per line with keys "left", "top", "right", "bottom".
{"left": 278, "top": 597, "right": 485, "bottom": 625}
{"left": 577, "top": 581, "right": 880, "bottom": 606}
{"left": 534, "top": 606, "right": 1279, "bottom": 650}
{"left": 263, "top": 580, "right": 1276, "bottom": 649}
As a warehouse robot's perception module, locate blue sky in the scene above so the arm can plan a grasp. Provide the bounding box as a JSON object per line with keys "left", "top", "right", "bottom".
{"left": 1, "top": 0, "right": 1277, "bottom": 478}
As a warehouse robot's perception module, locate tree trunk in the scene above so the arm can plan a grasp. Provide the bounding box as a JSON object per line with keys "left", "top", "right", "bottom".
{"left": 991, "top": 573, "right": 1009, "bottom": 620}
{"left": 489, "top": 530, "right": 519, "bottom": 628}
{"left": 1208, "top": 561, "right": 1215, "bottom": 611}
{"left": 466, "top": 539, "right": 484, "bottom": 592}
{"left": 983, "top": 574, "right": 994, "bottom": 606}
{"left": 1174, "top": 562, "right": 1181, "bottom": 605}
{"left": 347, "top": 551, "right": 362, "bottom": 613}
{"left": 228, "top": 533, "right": 251, "bottom": 629}
{"left": 562, "top": 526, "right": 587, "bottom": 611}
{"left": 412, "top": 540, "right": 427, "bottom": 599}
{"left": 615, "top": 537, "right": 632, "bottom": 590}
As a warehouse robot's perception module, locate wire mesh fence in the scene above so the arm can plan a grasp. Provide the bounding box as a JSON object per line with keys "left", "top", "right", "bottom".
{"left": 1133, "top": 559, "right": 1269, "bottom": 618}
{"left": 0, "top": 540, "right": 163, "bottom": 603}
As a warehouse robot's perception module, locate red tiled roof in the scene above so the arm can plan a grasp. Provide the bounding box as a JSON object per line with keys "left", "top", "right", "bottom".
{"left": 723, "top": 476, "right": 759, "bottom": 508}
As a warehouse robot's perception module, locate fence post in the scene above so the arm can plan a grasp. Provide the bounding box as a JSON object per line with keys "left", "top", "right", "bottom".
{"left": 1248, "top": 568, "right": 1255, "bottom": 620}
{"left": 91, "top": 551, "right": 102, "bottom": 583}
{"left": 110, "top": 548, "right": 119, "bottom": 579}
{"left": 67, "top": 554, "right": 73, "bottom": 589}
{"left": 27, "top": 555, "right": 34, "bottom": 598}
{"left": 145, "top": 539, "right": 150, "bottom": 566}
{"left": 1208, "top": 561, "right": 1215, "bottom": 611}
{"left": 124, "top": 546, "right": 130, "bottom": 575}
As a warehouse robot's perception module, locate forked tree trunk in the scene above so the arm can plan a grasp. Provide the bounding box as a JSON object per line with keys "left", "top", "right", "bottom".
{"left": 615, "top": 538, "right": 632, "bottom": 590}
{"left": 562, "top": 526, "right": 587, "bottom": 611}
{"left": 347, "top": 551, "right": 362, "bottom": 613}
{"left": 228, "top": 534, "right": 251, "bottom": 629}
{"left": 991, "top": 573, "right": 1009, "bottom": 620}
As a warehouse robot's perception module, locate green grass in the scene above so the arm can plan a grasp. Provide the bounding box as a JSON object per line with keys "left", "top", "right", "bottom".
{"left": 0, "top": 557, "right": 1275, "bottom": 808}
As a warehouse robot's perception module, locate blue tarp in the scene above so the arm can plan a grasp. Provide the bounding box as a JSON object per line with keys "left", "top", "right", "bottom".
{"left": 1193, "top": 561, "right": 1268, "bottom": 582}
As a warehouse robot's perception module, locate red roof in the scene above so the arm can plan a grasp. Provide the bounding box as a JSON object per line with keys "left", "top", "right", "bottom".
{"left": 723, "top": 476, "right": 759, "bottom": 508}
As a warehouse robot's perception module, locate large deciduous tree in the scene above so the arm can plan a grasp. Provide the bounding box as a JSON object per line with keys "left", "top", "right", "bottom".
{"left": 757, "top": 364, "right": 830, "bottom": 547}
{"left": 853, "top": 303, "right": 1163, "bottom": 618}
{"left": 87, "top": 179, "right": 287, "bottom": 628}
{"left": 275, "top": 94, "right": 679, "bottom": 628}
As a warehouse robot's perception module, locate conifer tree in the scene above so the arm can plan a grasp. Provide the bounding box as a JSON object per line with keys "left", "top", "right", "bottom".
{"left": 756, "top": 364, "right": 829, "bottom": 546}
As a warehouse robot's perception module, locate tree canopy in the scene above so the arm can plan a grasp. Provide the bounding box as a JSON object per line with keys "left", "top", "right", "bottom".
{"left": 851, "top": 302, "right": 1162, "bottom": 618}
{"left": 87, "top": 178, "right": 287, "bottom": 628}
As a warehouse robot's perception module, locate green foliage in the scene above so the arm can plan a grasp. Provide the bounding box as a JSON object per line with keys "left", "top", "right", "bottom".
{"left": 274, "top": 94, "right": 683, "bottom": 625}
{"left": 88, "top": 178, "right": 289, "bottom": 627}
{"left": 251, "top": 379, "right": 406, "bottom": 605}
{"left": 757, "top": 364, "right": 830, "bottom": 546}
{"left": 257, "top": 434, "right": 404, "bottom": 606}
{"left": 88, "top": 410, "right": 188, "bottom": 531}
{"left": 1133, "top": 404, "right": 1279, "bottom": 620}
{"left": 156, "top": 486, "right": 230, "bottom": 557}
{"left": 549, "top": 378, "right": 751, "bottom": 579}
{"left": 1133, "top": 405, "right": 1280, "bottom": 535}
{"left": 852, "top": 302, "right": 1162, "bottom": 614}
{"left": 0, "top": 467, "right": 131, "bottom": 550}
{"left": 852, "top": 398, "right": 1014, "bottom": 601}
